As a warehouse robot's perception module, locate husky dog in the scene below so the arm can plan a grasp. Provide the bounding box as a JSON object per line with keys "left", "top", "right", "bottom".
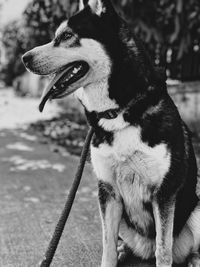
{"left": 22, "top": 0, "right": 200, "bottom": 266}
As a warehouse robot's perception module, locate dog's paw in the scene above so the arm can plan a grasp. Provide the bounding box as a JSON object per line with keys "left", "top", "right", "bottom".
{"left": 117, "top": 238, "right": 132, "bottom": 263}
{"left": 188, "top": 252, "right": 200, "bottom": 267}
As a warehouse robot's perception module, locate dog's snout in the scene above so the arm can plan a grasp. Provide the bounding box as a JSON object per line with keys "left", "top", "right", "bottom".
{"left": 22, "top": 53, "right": 33, "bottom": 67}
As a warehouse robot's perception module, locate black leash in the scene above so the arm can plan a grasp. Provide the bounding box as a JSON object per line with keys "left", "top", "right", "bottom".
{"left": 39, "top": 127, "right": 94, "bottom": 267}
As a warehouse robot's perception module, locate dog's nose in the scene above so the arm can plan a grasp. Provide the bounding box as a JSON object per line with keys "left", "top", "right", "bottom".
{"left": 22, "top": 53, "right": 33, "bottom": 67}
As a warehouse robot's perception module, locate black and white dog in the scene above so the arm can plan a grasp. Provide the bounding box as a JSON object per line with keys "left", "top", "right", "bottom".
{"left": 22, "top": 0, "right": 200, "bottom": 266}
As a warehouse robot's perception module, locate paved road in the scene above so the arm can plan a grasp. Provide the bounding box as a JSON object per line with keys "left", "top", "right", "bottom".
{"left": 0, "top": 127, "right": 102, "bottom": 267}
{"left": 0, "top": 89, "right": 191, "bottom": 266}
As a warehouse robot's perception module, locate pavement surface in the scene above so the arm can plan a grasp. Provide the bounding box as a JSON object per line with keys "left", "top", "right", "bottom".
{"left": 0, "top": 89, "right": 196, "bottom": 266}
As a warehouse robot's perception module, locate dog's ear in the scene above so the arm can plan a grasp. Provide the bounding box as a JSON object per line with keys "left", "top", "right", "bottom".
{"left": 87, "top": 0, "right": 105, "bottom": 16}
{"left": 88, "top": 0, "right": 115, "bottom": 16}
{"left": 79, "top": 0, "right": 88, "bottom": 11}
{"left": 79, "top": 0, "right": 118, "bottom": 22}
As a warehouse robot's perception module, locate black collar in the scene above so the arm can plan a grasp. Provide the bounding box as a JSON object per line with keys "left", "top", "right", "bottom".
{"left": 95, "top": 108, "right": 121, "bottom": 120}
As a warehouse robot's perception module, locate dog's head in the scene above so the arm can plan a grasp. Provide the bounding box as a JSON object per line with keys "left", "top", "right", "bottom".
{"left": 22, "top": 0, "right": 162, "bottom": 112}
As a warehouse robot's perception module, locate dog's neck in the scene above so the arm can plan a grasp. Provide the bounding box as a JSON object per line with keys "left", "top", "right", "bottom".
{"left": 74, "top": 72, "right": 167, "bottom": 132}
{"left": 74, "top": 78, "right": 119, "bottom": 113}
{"left": 74, "top": 78, "right": 130, "bottom": 131}
{"left": 75, "top": 78, "right": 167, "bottom": 133}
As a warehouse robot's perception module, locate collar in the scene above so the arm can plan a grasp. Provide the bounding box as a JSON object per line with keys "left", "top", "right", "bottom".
{"left": 95, "top": 108, "right": 121, "bottom": 120}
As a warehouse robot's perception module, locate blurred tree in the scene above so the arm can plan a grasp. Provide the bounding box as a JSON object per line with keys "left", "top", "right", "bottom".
{"left": 23, "top": 0, "right": 79, "bottom": 48}
{"left": 113, "top": 0, "right": 200, "bottom": 79}
{"left": 0, "top": 20, "right": 26, "bottom": 85}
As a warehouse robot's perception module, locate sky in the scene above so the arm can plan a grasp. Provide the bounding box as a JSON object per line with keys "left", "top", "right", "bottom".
{"left": 0, "top": 0, "right": 31, "bottom": 25}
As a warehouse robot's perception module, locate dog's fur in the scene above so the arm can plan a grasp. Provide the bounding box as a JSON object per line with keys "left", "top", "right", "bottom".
{"left": 22, "top": 0, "right": 200, "bottom": 266}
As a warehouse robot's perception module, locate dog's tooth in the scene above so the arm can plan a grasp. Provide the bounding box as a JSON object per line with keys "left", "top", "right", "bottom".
{"left": 73, "top": 68, "right": 78, "bottom": 74}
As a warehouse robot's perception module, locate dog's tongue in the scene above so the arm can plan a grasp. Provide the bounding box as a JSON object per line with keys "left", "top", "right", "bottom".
{"left": 39, "top": 67, "right": 71, "bottom": 112}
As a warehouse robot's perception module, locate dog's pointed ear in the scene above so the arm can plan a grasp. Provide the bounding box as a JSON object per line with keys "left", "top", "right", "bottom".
{"left": 88, "top": 0, "right": 105, "bottom": 15}
{"left": 79, "top": 0, "right": 88, "bottom": 11}
{"left": 88, "top": 0, "right": 114, "bottom": 16}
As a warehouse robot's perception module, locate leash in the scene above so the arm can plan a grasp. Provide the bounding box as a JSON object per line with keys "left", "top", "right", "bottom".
{"left": 39, "top": 127, "right": 94, "bottom": 267}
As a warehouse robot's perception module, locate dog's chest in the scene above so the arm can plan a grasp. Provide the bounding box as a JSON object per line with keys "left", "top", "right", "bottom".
{"left": 91, "top": 126, "right": 171, "bottom": 187}
{"left": 91, "top": 126, "right": 171, "bottom": 231}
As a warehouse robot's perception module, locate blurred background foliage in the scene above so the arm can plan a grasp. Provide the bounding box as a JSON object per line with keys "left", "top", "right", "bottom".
{"left": 1, "top": 0, "right": 200, "bottom": 85}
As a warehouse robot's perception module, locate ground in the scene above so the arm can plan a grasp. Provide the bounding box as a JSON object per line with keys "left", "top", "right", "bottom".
{"left": 0, "top": 88, "right": 198, "bottom": 267}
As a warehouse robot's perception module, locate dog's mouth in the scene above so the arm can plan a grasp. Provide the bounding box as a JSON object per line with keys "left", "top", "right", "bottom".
{"left": 39, "top": 61, "right": 89, "bottom": 112}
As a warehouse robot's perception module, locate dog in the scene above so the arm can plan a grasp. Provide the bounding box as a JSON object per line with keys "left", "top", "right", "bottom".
{"left": 22, "top": 0, "right": 200, "bottom": 266}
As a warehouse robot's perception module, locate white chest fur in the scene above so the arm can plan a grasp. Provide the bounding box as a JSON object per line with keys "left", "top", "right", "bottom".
{"left": 91, "top": 125, "right": 171, "bottom": 232}
{"left": 91, "top": 126, "right": 171, "bottom": 187}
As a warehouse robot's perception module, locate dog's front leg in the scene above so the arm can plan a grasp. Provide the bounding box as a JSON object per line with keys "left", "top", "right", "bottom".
{"left": 98, "top": 181, "right": 122, "bottom": 267}
{"left": 153, "top": 198, "right": 175, "bottom": 267}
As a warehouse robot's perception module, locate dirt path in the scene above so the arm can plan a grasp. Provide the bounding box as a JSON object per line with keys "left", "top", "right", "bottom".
{"left": 0, "top": 89, "right": 61, "bottom": 129}
{"left": 0, "top": 89, "right": 101, "bottom": 266}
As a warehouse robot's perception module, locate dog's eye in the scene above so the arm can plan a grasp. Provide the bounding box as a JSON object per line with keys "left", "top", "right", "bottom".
{"left": 62, "top": 32, "right": 73, "bottom": 40}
